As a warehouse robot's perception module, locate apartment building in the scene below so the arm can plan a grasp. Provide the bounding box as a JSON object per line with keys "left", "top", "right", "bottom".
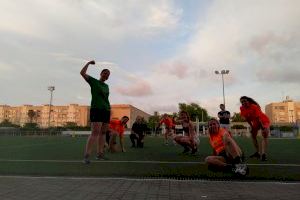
{"left": 111, "top": 104, "right": 151, "bottom": 128}
{"left": 265, "top": 97, "right": 300, "bottom": 124}
{"left": 0, "top": 104, "right": 150, "bottom": 128}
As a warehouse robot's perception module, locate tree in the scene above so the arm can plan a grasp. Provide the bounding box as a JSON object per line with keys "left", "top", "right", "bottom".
{"left": 23, "top": 122, "right": 38, "bottom": 129}
{"left": 65, "top": 122, "right": 78, "bottom": 129}
{"left": 0, "top": 119, "right": 19, "bottom": 127}
{"left": 147, "top": 113, "right": 160, "bottom": 130}
{"left": 27, "top": 110, "right": 36, "bottom": 123}
{"left": 231, "top": 112, "right": 246, "bottom": 122}
{"left": 178, "top": 103, "right": 209, "bottom": 121}
{"left": 231, "top": 124, "right": 247, "bottom": 129}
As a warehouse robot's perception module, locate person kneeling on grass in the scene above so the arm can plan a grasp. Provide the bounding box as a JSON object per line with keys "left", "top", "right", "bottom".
{"left": 130, "top": 116, "right": 148, "bottom": 148}
{"left": 108, "top": 116, "right": 129, "bottom": 153}
{"left": 205, "top": 118, "right": 249, "bottom": 176}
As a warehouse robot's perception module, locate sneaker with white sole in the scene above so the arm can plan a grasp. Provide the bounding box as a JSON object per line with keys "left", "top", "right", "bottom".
{"left": 233, "top": 164, "right": 248, "bottom": 176}
{"left": 83, "top": 158, "right": 91, "bottom": 165}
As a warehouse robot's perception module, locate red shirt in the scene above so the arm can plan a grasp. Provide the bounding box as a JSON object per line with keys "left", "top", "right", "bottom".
{"left": 240, "top": 104, "right": 270, "bottom": 128}
{"left": 109, "top": 119, "right": 125, "bottom": 135}
{"left": 159, "top": 117, "right": 173, "bottom": 128}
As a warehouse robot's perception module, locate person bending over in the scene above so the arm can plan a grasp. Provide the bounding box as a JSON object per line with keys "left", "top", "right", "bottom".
{"left": 108, "top": 116, "right": 129, "bottom": 153}
{"left": 240, "top": 96, "right": 270, "bottom": 161}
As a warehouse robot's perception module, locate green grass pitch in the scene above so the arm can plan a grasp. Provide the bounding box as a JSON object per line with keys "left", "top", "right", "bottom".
{"left": 0, "top": 135, "right": 299, "bottom": 180}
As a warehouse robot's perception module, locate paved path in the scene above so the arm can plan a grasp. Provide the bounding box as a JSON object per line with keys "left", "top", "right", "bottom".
{"left": 0, "top": 176, "right": 299, "bottom": 200}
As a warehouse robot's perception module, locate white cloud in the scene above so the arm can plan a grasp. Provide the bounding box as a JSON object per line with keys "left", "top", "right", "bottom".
{"left": 0, "top": 0, "right": 181, "bottom": 41}
{"left": 145, "top": 0, "right": 300, "bottom": 115}
{"left": 1, "top": 0, "right": 299, "bottom": 117}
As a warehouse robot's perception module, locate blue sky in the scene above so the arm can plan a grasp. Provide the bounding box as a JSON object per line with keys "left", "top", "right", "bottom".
{"left": 0, "top": 0, "right": 299, "bottom": 116}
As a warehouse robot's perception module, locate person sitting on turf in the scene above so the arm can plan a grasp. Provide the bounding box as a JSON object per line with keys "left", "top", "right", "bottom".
{"left": 205, "top": 118, "right": 248, "bottom": 176}
{"left": 174, "top": 111, "right": 198, "bottom": 154}
{"left": 108, "top": 116, "right": 129, "bottom": 153}
{"left": 130, "top": 115, "right": 148, "bottom": 148}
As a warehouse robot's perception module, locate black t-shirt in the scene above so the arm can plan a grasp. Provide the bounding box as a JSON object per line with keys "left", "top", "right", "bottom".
{"left": 218, "top": 110, "right": 230, "bottom": 124}
{"left": 131, "top": 122, "right": 148, "bottom": 135}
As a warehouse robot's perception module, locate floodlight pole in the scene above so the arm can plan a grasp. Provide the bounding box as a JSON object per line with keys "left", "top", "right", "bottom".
{"left": 215, "top": 70, "right": 230, "bottom": 107}
{"left": 48, "top": 86, "right": 55, "bottom": 128}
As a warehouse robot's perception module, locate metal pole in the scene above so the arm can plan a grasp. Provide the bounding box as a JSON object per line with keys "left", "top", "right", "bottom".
{"left": 48, "top": 86, "right": 55, "bottom": 128}
{"left": 222, "top": 73, "right": 225, "bottom": 106}
{"left": 48, "top": 91, "right": 53, "bottom": 127}
{"left": 215, "top": 70, "right": 229, "bottom": 108}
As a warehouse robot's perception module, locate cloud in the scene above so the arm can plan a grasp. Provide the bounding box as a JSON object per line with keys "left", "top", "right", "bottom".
{"left": 142, "top": 0, "right": 300, "bottom": 115}
{"left": 145, "top": 3, "right": 182, "bottom": 29}
{"left": 0, "top": 61, "right": 13, "bottom": 72}
{"left": 157, "top": 61, "right": 189, "bottom": 79}
{"left": 115, "top": 79, "right": 153, "bottom": 97}
{"left": 1, "top": 0, "right": 300, "bottom": 117}
{"left": 0, "top": 0, "right": 182, "bottom": 41}
{"left": 146, "top": 104, "right": 178, "bottom": 114}
{"left": 257, "top": 68, "right": 300, "bottom": 83}
{"left": 249, "top": 33, "right": 289, "bottom": 55}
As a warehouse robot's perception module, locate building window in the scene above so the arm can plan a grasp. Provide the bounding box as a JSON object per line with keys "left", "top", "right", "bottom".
{"left": 275, "top": 106, "right": 285, "bottom": 110}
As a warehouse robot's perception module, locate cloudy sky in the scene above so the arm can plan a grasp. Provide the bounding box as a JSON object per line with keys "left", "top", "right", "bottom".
{"left": 0, "top": 0, "right": 299, "bottom": 117}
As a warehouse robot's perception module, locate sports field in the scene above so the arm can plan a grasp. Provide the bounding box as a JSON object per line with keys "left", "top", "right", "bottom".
{"left": 0, "top": 135, "right": 299, "bottom": 181}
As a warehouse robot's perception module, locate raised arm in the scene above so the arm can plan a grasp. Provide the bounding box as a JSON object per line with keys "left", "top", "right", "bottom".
{"left": 80, "top": 60, "right": 95, "bottom": 81}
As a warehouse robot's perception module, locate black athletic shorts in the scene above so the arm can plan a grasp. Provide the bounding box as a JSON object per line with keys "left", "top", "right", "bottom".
{"left": 90, "top": 108, "right": 111, "bottom": 123}
{"left": 218, "top": 150, "right": 232, "bottom": 163}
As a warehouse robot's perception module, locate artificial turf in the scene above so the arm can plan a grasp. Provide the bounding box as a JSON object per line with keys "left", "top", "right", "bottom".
{"left": 0, "top": 135, "right": 299, "bottom": 180}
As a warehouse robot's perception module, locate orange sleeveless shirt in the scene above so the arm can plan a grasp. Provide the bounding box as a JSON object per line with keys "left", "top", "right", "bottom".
{"left": 209, "top": 128, "right": 227, "bottom": 155}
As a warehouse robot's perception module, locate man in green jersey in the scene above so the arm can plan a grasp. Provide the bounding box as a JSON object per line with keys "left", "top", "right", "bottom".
{"left": 80, "top": 60, "right": 111, "bottom": 164}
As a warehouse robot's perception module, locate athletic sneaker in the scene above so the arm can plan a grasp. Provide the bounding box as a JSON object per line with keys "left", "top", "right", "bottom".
{"left": 249, "top": 152, "right": 260, "bottom": 159}
{"left": 233, "top": 164, "right": 248, "bottom": 176}
{"left": 96, "top": 154, "right": 108, "bottom": 160}
{"left": 261, "top": 154, "right": 267, "bottom": 161}
{"left": 83, "top": 158, "right": 91, "bottom": 165}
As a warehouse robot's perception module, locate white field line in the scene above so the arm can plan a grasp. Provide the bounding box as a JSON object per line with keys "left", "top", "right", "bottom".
{"left": 0, "top": 175, "right": 299, "bottom": 185}
{"left": 0, "top": 159, "right": 300, "bottom": 167}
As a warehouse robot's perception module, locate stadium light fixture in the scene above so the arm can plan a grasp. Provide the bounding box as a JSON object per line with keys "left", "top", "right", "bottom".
{"left": 215, "top": 70, "right": 230, "bottom": 106}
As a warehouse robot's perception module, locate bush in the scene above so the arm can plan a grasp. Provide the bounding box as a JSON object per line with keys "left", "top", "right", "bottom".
{"left": 231, "top": 124, "right": 246, "bottom": 129}
{"left": 22, "top": 123, "right": 39, "bottom": 129}
{"left": 279, "top": 126, "right": 293, "bottom": 132}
